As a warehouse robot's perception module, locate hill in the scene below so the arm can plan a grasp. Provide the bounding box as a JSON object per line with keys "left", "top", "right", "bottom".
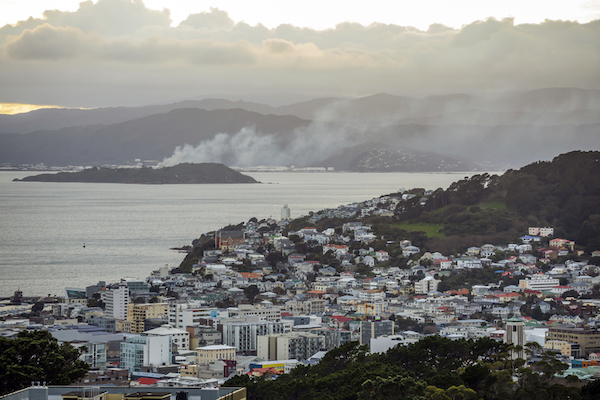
{"left": 0, "top": 108, "right": 309, "bottom": 166}
{"left": 370, "top": 151, "right": 600, "bottom": 253}
{"left": 321, "top": 144, "right": 478, "bottom": 172}
{"left": 1, "top": 88, "right": 599, "bottom": 170}
{"left": 13, "top": 163, "right": 258, "bottom": 184}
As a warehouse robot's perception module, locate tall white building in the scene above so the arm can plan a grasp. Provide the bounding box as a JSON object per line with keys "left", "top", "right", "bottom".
{"left": 120, "top": 335, "right": 172, "bottom": 371}
{"left": 281, "top": 204, "right": 291, "bottom": 220}
{"left": 143, "top": 324, "right": 190, "bottom": 351}
{"left": 104, "top": 283, "right": 129, "bottom": 320}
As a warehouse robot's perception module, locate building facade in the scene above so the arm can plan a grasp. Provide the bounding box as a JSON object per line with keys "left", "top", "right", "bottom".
{"left": 219, "top": 320, "right": 286, "bottom": 354}
{"left": 546, "top": 325, "right": 600, "bottom": 357}
{"left": 257, "top": 332, "right": 324, "bottom": 361}
{"left": 143, "top": 325, "right": 190, "bottom": 351}
{"left": 360, "top": 320, "right": 395, "bottom": 345}
{"left": 120, "top": 335, "right": 172, "bottom": 372}
{"left": 519, "top": 275, "right": 560, "bottom": 291}
{"left": 104, "top": 284, "right": 129, "bottom": 321}
{"left": 127, "top": 303, "right": 169, "bottom": 334}
{"left": 504, "top": 316, "right": 526, "bottom": 359}
{"left": 196, "top": 344, "right": 236, "bottom": 365}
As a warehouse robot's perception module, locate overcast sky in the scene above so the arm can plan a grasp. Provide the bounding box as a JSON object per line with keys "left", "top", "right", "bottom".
{"left": 1, "top": 0, "right": 599, "bottom": 108}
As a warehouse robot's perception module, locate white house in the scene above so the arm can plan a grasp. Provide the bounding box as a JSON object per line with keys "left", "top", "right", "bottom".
{"left": 403, "top": 246, "right": 420, "bottom": 257}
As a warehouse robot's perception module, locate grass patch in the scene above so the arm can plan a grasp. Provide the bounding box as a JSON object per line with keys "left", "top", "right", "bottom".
{"left": 481, "top": 200, "right": 507, "bottom": 210}
{"left": 394, "top": 222, "right": 445, "bottom": 238}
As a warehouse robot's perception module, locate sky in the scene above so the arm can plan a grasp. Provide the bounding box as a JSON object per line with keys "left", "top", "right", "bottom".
{"left": 0, "top": 0, "right": 599, "bottom": 109}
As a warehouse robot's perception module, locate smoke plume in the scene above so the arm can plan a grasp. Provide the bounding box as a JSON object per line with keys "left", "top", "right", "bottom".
{"left": 156, "top": 118, "right": 364, "bottom": 168}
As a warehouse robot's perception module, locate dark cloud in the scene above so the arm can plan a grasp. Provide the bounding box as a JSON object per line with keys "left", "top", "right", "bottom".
{"left": 0, "top": 3, "right": 598, "bottom": 107}
{"left": 7, "top": 24, "right": 90, "bottom": 60}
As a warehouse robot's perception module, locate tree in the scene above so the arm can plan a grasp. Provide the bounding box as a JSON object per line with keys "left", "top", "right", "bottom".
{"left": 0, "top": 330, "right": 89, "bottom": 395}
{"left": 87, "top": 292, "right": 104, "bottom": 309}
{"left": 244, "top": 285, "right": 260, "bottom": 304}
{"left": 31, "top": 301, "right": 44, "bottom": 314}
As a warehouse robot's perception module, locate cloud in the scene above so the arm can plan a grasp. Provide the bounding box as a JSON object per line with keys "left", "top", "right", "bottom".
{"left": 6, "top": 24, "right": 90, "bottom": 60}
{"left": 42, "top": 0, "right": 171, "bottom": 36}
{"left": 179, "top": 7, "right": 235, "bottom": 31}
{"left": 0, "top": 2, "right": 598, "bottom": 107}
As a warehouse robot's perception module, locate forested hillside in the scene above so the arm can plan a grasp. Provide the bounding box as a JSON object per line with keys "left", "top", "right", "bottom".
{"left": 224, "top": 338, "right": 599, "bottom": 400}
{"left": 381, "top": 151, "right": 600, "bottom": 253}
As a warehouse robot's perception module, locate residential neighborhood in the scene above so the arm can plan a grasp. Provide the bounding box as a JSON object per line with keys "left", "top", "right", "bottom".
{"left": 2, "top": 193, "right": 600, "bottom": 388}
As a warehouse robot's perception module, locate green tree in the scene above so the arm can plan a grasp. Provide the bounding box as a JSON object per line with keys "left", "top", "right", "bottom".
{"left": 0, "top": 330, "right": 89, "bottom": 395}
{"left": 358, "top": 374, "right": 427, "bottom": 399}
{"left": 244, "top": 285, "right": 260, "bottom": 304}
{"left": 31, "top": 301, "right": 44, "bottom": 314}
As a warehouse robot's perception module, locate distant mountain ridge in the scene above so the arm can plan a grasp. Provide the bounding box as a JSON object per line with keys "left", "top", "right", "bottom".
{"left": 13, "top": 163, "right": 258, "bottom": 184}
{"left": 0, "top": 88, "right": 599, "bottom": 170}
{"left": 2, "top": 88, "right": 599, "bottom": 134}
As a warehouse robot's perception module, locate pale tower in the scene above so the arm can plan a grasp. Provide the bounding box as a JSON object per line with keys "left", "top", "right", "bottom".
{"left": 505, "top": 316, "right": 526, "bottom": 359}
{"left": 281, "top": 204, "right": 291, "bottom": 220}
{"left": 104, "top": 283, "right": 130, "bottom": 320}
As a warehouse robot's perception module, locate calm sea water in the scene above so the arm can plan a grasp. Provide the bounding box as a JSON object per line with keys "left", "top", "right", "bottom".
{"left": 0, "top": 170, "right": 480, "bottom": 297}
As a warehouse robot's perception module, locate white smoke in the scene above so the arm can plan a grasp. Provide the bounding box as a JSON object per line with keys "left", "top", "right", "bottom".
{"left": 156, "top": 117, "right": 364, "bottom": 168}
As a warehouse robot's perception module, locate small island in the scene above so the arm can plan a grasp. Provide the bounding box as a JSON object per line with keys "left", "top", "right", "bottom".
{"left": 13, "top": 163, "right": 258, "bottom": 184}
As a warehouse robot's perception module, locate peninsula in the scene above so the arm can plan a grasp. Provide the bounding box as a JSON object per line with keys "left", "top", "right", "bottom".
{"left": 13, "top": 163, "right": 258, "bottom": 184}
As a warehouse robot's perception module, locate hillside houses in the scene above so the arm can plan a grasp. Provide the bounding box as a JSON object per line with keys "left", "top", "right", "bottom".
{"left": 7, "top": 190, "right": 600, "bottom": 388}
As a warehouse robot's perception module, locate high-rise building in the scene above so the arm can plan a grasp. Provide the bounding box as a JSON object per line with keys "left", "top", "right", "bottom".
{"left": 360, "top": 320, "right": 395, "bottom": 345}
{"left": 219, "top": 320, "right": 286, "bottom": 354}
{"left": 104, "top": 283, "right": 129, "bottom": 321}
{"left": 127, "top": 302, "right": 169, "bottom": 333}
{"left": 119, "top": 335, "right": 172, "bottom": 372}
{"left": 281, "top": 204, "right": 291, "bottom": 220}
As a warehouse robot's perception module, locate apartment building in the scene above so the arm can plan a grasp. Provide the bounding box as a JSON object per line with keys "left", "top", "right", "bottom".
{"left": 545, "top": 325, "right": 600, "bottom": 357}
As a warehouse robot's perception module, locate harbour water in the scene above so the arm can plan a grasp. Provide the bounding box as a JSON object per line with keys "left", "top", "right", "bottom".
{"left": 0, "top": 170, "right": 481, "bottom": 297}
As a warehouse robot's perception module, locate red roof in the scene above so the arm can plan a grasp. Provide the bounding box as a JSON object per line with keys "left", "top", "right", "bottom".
{"left": 331, "top": 316, "right": 352, "bottom": 323}
{"left": 137, "top": 377, "right": 159, "bottom": 385}
{"left": 497, "top": 292, "right": 520, "bottom": 297}
{"left": 247, "top": 367, "right": 282, "bottom": 376}
{"left": 239, "top": 272, "right": 262, "bottom": 279}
